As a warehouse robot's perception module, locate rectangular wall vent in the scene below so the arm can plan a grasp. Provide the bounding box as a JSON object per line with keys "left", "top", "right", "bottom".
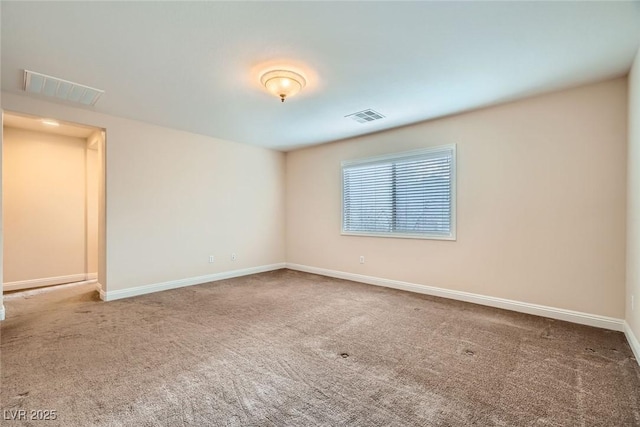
{"left": 23, "top": 70, "right": 104, "bottom": 106}
{"left": 345, "top": 109, "right": 385, "bottom": 124}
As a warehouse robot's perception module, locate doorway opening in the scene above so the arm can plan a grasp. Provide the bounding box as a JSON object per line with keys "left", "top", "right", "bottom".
{"left": 2, "top": 112, "right": 106, "bottom": 296}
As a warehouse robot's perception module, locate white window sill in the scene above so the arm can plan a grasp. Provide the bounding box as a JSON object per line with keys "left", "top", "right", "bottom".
{"left": 341, "top": 231, "right": 456, "bottom": 241}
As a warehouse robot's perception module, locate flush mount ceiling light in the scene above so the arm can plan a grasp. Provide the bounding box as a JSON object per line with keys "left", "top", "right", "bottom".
{"left": 40, "top": 119, "right": 60, "bottom": 127}
{"left": 260, "top": 70, "right": 306, "bottom": 102}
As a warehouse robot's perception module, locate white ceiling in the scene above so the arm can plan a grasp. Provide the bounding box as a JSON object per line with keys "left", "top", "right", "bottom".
{"left": 2, "top": 2, "right": 640, "bottom": 151}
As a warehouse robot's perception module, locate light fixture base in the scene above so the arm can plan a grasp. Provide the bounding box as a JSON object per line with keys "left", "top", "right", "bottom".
{"left": 260, "top": 69, "right": 306, "bottom": 102}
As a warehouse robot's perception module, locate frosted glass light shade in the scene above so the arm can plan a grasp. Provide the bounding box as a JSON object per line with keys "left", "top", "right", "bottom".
{"left": 260, "top": 70, "right": 306, "bottom": 102}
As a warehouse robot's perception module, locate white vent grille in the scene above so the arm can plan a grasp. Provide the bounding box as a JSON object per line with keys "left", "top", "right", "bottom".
{"left": 23, "top": 70, "right": 104, "bottom": 106}
{"left": 345, "top": 109, "right": 385, "bottom": 123}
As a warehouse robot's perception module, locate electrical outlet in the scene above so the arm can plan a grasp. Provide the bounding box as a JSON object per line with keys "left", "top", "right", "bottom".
{"left": 359, "top": 256, "right": 365, "bottom": 264}
{"left": 209, "top": 255, "right": 215, "bottom": 263}
{"left": 231, "top": 253, "right": 237, "bottom": 261}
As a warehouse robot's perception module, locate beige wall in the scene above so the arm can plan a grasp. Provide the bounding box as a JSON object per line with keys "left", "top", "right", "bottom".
{"left": 1, "top": 92, "right": 286, "bottom": 293}
{"left": 3, "top": 127, "right": 88, "bottom": 283}
{"left": 0, "top": 78, "right": 627, "bottom": 322}
{"left": 0, "top": 113, "right": 3, "bottom": 319}
{"left": 86, "top": 135, "right": 99, "bottom": 276}
{"left": 627, "top": 49, "right": 640, "bottom": 338}
{"left": 0, "top": 6, "right": 4, "bottom": 319}
{"left": 97, "top": 130, "right": 107, "bottom": 289}
{"left": 286, "top": 78, "right": 628, "bottom": 318}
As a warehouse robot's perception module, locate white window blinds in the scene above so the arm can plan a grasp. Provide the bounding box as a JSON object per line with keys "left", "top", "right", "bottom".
{"left": 342, "top": 145, "right": 456, "bottom": 240}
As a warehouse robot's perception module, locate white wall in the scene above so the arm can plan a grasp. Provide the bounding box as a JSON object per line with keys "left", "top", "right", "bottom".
{"left": 627, "top": 49, "right": 640, "bottom": 343}
{"left": 286, "top": 78, "right": 628, "bottom": 319}
{"left": 3, "top": 127, "right": 88, "bottom": 286}
{"left": 1, "top": 92, "right": 286, "bottom": 295}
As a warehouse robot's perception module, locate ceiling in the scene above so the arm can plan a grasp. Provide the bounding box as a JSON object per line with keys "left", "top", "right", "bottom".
{"left": 3, "top": 112, "right": 97, "bottom": 139}
{"left": 2, "top": 2, "right": 640, "bottom": 151}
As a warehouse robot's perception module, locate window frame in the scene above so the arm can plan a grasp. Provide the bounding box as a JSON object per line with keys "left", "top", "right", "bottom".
{"left": 341, "top": 144, "right": 457, "bottom": 241}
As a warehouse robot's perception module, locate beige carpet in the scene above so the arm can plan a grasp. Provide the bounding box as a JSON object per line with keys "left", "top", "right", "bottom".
{"left": 1, "top": 269, "right": 639, "bottom": 426}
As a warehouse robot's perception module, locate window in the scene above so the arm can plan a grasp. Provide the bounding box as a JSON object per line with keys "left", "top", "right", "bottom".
{"left": 342, "top": 145, "right": 456, "bottom": 240}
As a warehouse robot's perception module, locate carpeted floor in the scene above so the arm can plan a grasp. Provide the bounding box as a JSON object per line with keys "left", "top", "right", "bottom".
{"left": 1, "top": 269, "right": 639, "bottom": 426}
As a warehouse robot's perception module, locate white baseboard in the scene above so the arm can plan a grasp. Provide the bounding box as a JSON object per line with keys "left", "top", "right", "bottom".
{"left": 285, "top": 263, "right": 625, "bottom": 332}
{"left": 2, "top": 279, "right": 97, "bottom": 303}
{"left": 0, "top": 304, "right": 5, "bottom": 321}
{"left": 99, "top": 263, "right": 286, "bottom": 301}
{"left": 4, "top": 273, "right": 98, "bottom": 291}
{"left": 624, "top": 322, "right": 640, "bottom": 363}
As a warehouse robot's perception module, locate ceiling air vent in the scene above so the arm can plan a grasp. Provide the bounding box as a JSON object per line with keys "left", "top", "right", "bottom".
{"left": 345, "top": 109, "right": 385, "bottom": 124}
{"left": 23, "top": 70, "right": 104, "bottom": 106}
